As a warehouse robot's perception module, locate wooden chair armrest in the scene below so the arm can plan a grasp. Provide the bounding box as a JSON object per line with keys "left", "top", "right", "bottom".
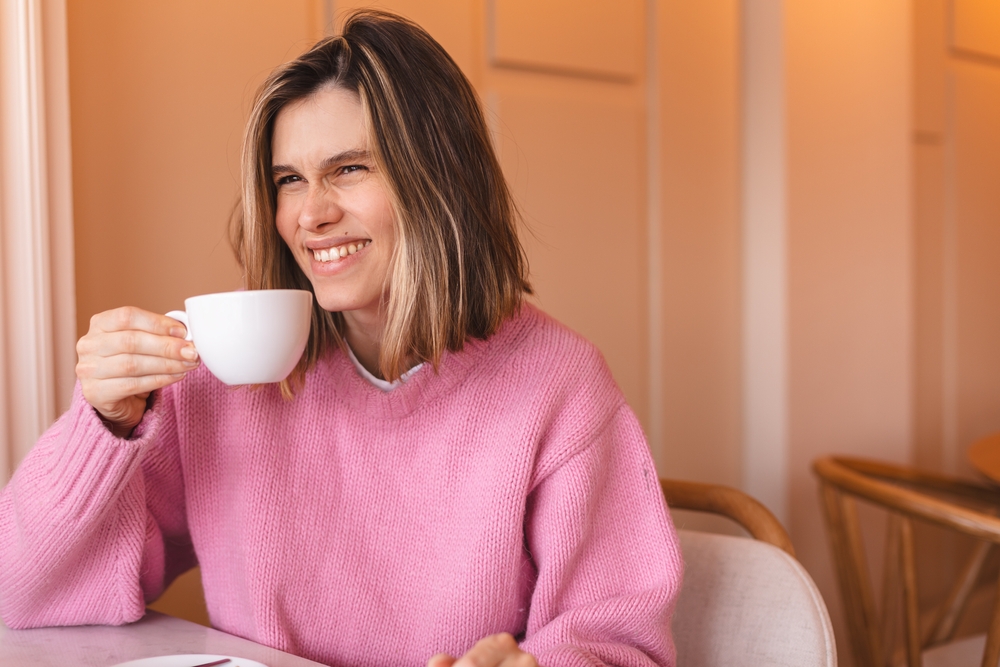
{"left": 660, "top": 478, "right": 796, "bottom": 557}
{"left": 834, "top": 456, "right": 1000, "bottom": 507}
{"left": 814, "top": 457, "right": 1000, "bottom": 542}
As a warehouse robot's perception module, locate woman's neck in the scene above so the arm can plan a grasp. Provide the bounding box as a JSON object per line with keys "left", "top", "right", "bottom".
{"left": 342, "top": 309, "right": 385, "bottom": 379}
{"left": 342, "top": 307, "right": 420, "bottom": 381}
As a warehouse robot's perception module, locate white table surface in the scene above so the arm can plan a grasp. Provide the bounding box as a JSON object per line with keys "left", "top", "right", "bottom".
{"left": 0, "top": 611, "right": 327, "bottom": 666}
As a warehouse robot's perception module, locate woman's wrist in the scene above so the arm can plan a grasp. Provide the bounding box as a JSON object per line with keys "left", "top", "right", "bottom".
{"left": 96, "top": 411, "right": 136, "bottom": 439}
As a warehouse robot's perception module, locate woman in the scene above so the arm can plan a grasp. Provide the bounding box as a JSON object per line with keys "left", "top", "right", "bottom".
{"left": 0, "top": 11, "right": 682, "bottom": 667}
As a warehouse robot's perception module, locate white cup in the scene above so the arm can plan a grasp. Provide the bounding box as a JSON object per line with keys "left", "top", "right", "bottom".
{"left": 166, "top": 289, "right": 313, "bottom": 385}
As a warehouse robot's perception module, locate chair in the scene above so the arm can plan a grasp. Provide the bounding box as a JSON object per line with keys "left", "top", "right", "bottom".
{"left": 661, "top": 478, "right": 837, "bottom": 667}
{"left": 813, "top": 456, "right": 1000, "bottom": 667}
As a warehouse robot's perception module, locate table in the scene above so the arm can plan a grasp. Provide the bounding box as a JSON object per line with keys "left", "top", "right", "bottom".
{"left": 968, "top": 432, "right": 1000, "bottom": 484}
{"left": 0, "top": 611, "right": 327, "bottom": 666}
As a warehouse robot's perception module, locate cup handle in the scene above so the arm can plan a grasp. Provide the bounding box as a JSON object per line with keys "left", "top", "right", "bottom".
{"left": 165, "top": 310, "right": 193, "bottom": 341}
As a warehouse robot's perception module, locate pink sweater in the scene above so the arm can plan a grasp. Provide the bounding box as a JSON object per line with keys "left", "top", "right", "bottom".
{"left": 0, "top": 305, "right": 682, "bottom": 667}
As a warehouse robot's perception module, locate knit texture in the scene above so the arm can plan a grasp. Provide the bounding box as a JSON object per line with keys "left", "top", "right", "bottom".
{"left": 0, "top": 305, "right": 682, "bottom": 667}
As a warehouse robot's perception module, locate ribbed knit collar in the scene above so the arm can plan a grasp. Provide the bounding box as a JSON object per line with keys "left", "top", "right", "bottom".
{"left": 315, "top": 304, "right": 540, "bottom": 420}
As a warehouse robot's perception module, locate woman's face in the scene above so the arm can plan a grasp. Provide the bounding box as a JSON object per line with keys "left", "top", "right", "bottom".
{"left": 272, "top": 86, "right": 396, "bottom": 318}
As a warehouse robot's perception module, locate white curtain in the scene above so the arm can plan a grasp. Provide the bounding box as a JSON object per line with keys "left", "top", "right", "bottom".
{"left": 0, "top": 0, "right": 76, "bottom": 481}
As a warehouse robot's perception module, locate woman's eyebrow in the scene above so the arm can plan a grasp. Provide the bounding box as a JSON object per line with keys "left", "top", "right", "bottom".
{"left": 271, "top": 149, "right": 371, "bottom": 176}
{"left": 319, "top": 149, "right": 371, "bottom": 170}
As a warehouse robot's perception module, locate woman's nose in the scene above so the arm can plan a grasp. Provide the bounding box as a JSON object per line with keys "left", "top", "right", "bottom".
{"left": 298, "top": 185, "right": 341, "bottom": 231}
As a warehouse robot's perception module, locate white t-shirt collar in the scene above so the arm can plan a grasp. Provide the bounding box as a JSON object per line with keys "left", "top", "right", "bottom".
{"left": 345, "top": 344, "right": 424, "bottom": 392}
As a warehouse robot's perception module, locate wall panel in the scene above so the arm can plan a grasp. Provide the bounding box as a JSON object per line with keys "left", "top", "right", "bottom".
{"left": 914, "top": 141, "right": 946, "bottom": 471}
{"left": 786, "top": 0, "right": 912, "bottom": 657}
{"left": 910, "top": 0, "right": 1000, "bottom": 643}
{"left": 494, "top": 90, "right": 648, "bottom": 426}
{"left": 952, "top": 64, "right": 1000, "bottom": 459}
{"left": 490, "top": 0, "right": 642, "bottom": 80}
{"left": 655, "top": 0, "right": 742, "bottom": 488}
{"left": 952, "top": 0, "right": 1000, "bottom": 60}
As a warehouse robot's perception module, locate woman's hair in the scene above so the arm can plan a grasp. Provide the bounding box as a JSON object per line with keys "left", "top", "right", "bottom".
{"left": 232, "top": 10, "right": 531, "bottom": 397}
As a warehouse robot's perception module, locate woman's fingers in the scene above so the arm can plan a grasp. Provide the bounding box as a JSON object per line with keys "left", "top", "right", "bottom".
{"left": 427, "top": 654, "right": 456, "bottom": 667}
{"left": 83, "top": 373, "right": 188, "bottom": 407}
{"left": 78, "top": 328, "right": 196, "bottom": 362}
{"left": 90, "top": 305, "right": 187, "bottom": 338}
{"left": 79, "top": 352, "right": 198, "bottom": 380}
{"left": 450, "top": 634, "right": 537, "bottom": 667}
{"left": 77, "top": 306, "right": 199, "bottom": 435}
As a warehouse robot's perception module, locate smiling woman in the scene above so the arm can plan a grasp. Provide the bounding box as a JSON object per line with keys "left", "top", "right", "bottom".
{"left": 0, "top": 10, "right": 682, "bottom": 667}
{"left": 235, "top": 14, "right": 529, "bottom": 391}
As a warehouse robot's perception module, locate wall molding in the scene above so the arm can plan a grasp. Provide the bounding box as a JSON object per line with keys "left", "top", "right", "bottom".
{"left": 741, "top": 0, "right": 788, "bottom": 523}
{"left": 645, "top": 0, "right": 663, "bottom": 470}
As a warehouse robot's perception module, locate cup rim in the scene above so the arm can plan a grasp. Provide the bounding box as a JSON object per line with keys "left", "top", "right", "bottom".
{"left": 183, "top": 289, "right": 312, "bottom": 306}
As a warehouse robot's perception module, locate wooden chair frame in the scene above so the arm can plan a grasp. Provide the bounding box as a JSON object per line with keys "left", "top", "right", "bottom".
{"left": 660, "top": 478, "right": 796, "bottom": 557}
{"left": 814, "top": 456, "right": 1000, "bottom": 667}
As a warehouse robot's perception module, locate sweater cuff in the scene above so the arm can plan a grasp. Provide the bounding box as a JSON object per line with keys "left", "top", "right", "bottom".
{"left": 28, "top": 385, "right": 167, "bottom": 514}
{"left": 0, "top": 384, "right": 168, "bottom": 628}
{"left": 70, "top": 382, "right": 164, "bottom": 448}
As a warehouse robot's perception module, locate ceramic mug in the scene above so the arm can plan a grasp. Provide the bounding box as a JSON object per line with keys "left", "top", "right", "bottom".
{"left": 166, "top": 289, "right": 313, "bottom": 385}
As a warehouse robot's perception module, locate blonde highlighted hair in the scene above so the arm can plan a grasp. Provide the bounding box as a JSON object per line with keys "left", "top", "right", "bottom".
{"left": 232, "top": 10, "right": 531, "bottom": 397}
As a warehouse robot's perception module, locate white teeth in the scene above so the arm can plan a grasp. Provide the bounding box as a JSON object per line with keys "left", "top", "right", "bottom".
{"left": 312, "top": 241, "right": 370, "bottom": 263}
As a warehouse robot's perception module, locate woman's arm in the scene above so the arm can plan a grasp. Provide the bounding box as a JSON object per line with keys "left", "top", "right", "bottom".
{"left": 519, "top": 404, "right": 683, "bottom": 667}
{"left": 0, "top": 384, "right": 191, "bottom": 629}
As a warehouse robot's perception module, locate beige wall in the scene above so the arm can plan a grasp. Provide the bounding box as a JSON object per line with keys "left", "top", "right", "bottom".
{"left": 69, "top": 0, "right": 326, "bottom": 334}
{"left": 786, "top": 2, "right": 913, "bottom": 655}
{"left": 913, "top": 0, "right": 1000, "bottom": 622}
{"left": 913, "top": 0, "right": 948, "bottom": 474}
{"left": 655, "top": 0, "right": 742, "bottom": 492}
{"left": 913, "top": 0, "right": 1000, "bottom": 479}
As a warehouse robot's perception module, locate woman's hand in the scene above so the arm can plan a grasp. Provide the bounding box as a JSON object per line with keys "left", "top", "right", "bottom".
{"left": 76, "top": 306, "right": 199, "bottom": 437}
{"left": 428, "top": 634, "right": 537, "bottom": 667}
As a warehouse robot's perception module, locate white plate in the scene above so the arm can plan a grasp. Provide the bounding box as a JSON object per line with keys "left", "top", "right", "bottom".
{"left": 110, "top": 655, "right": 268, "bottom": 667}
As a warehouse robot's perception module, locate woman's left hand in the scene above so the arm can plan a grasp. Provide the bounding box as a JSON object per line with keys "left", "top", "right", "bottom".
{"left": 428, "top": 633, "right": 538, "bottom": 667}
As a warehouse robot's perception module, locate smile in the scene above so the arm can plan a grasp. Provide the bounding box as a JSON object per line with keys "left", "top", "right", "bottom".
{"left": 311, "top": 240, "right": 371, "bottom": 263}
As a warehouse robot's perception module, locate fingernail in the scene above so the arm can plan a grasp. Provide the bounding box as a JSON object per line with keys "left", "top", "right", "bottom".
{"left": 428, "top": 654, "right": 454, "bottom": 667}
{"left": 180, "top": 346, "right": 198, "bottom": 360}
{"left": 183, "top": 359, "right": 199, "bottom": 367}
{"left": 170, "top": 326, "right": 187, "bottom": 338}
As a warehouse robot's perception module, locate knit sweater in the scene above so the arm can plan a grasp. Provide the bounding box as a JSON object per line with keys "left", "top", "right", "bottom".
{"left": 0, "top": 305, "right": 682, "bottom": 667}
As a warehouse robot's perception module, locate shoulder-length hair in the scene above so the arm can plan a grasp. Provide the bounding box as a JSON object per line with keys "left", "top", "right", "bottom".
{"left": 232, "top": 9, "right": 531, "bottom": 397}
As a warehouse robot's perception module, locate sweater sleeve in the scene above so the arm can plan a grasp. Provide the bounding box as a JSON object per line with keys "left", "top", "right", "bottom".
{"left": 0, "top": 383, "right": 194, "bottom": 629}
{"left": 520, "top": 404, "right": 683, "bottom": 667}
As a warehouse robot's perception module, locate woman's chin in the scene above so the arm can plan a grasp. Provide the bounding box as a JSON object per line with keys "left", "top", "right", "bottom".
{"left": 314, "top": 295, "right": 375, "bottom": 316}
{"left": 317, "top": 301, "right": 352, "bottom": 314}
